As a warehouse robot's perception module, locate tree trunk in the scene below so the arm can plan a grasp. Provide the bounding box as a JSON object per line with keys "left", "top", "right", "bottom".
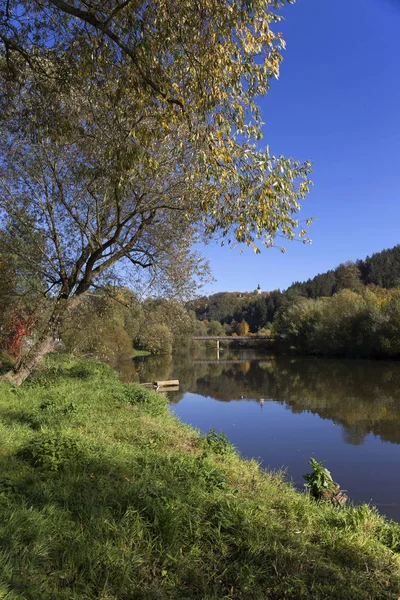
{"left": 1, "top": 294, "right": 83, "bottom": 386}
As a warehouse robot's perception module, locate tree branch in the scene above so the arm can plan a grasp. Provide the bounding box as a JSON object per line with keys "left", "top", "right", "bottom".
{"left": 47, "top": 0, "right": 185, "bottom": 111}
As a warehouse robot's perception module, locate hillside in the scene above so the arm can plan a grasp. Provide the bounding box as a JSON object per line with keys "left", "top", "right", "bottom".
{"left": 288, "top": 244, "right": 400, "bottom": 299}
{"left": 189, "top": 244, "right": 400, "bottom": 333}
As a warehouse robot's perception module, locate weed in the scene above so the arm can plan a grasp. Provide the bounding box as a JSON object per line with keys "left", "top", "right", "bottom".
{"left": 204, "top": 428, "right": 235, "bottom": 455}
{"left": 17, "top": 433, "right": 81, "bottom": 471}
{"left": 303, "top": 457, "right": 338, "bottom": 498}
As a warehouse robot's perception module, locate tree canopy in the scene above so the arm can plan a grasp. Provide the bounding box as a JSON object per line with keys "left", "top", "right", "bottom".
{"left": 0, "top": 0, "right": 312, "bottom": 383}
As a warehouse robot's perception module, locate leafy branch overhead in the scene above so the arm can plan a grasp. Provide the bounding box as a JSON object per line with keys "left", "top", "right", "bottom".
{"left": 1, "top": 0, "right": 312, "bottom": 256}
{"left": 0, "top": 0, "right": 312, "bottom": 383}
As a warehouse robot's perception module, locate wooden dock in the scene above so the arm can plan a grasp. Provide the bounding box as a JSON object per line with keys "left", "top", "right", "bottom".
{"left": 141, "top": 379, "right": 179, "bottom": 391}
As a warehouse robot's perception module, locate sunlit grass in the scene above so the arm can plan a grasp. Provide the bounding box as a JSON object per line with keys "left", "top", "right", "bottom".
{"left": 0, "top": 355, "right": 399, "bottom": 598}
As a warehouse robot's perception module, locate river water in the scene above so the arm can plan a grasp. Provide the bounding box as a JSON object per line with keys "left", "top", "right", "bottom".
{"left": 113, "top": 348, "right": 400, "bottom": 522}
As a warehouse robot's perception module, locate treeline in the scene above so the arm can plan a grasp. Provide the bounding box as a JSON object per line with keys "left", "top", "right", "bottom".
{"left": 62, "top": 291, "right": 275, "bottom": 358}
{"left": 288, "top": 245, "right": 400, "bottom": 298}
{"left": 0, "top": 257, "right": 255, "bottom": 362}
{"left": 58, "top": 292, "right": 201, "bottom": 360}
{"left": 187, "top": 291, "right": 282, "bottom": 334}
{"left": 189, "top": 245, "right": 400, "bottom": 358}
{"left": 274, "top": 288, "right": 400, "bottom": 358}
{"left": 189, "top": 245, "right": 400, "bottom": 332}
{"left": 4, "top": 244, "right": 400, "bottom": 363}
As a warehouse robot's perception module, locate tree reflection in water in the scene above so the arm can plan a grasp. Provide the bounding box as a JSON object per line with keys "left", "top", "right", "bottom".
{"left": 113, "top": 349, "right": 400, "bottom": 447}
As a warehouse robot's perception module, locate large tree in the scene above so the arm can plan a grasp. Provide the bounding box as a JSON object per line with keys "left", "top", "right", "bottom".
{"left": 0, "top": 0, "right": 312, "bottom": 384}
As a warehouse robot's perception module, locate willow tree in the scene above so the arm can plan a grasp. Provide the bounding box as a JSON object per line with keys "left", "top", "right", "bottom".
{"left": 0, "top": 0, "right": 312, "bottom": 384}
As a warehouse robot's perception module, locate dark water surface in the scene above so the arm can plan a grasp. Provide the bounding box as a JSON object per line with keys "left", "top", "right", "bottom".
{"left": 113, "top": 349, "right": 400, "bottom": 522}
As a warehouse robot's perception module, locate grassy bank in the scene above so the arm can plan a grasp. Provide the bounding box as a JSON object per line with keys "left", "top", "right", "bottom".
{"left": 1, "top": 357, "right": 400, "bottom": 599}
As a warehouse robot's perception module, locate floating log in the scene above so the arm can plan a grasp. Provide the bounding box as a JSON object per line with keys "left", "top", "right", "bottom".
{"left": 153, "top": 379, "right": 179, "bottom": 388}
{"left": 156, "top": 385, "right": 180, "bottom": 393}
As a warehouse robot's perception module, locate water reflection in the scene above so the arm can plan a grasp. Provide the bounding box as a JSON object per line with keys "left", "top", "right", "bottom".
{"left": 112, "top": 350, "right": 400, "bottom": 520}
{"left": 114, "top": 350, "right": 400, "bottom": 447}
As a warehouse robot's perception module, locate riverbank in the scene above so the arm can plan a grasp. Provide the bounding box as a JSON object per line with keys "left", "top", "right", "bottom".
{"left": 1, "top": 356, "right": 400, "bottom": 599}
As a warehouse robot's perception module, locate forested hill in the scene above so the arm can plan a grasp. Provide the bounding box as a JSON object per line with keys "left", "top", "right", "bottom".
{"left": 288, "top": 244, "right": 400, "bottom": 298}
{"left": 189, "top": 244, "right": 400, "bottom": 333}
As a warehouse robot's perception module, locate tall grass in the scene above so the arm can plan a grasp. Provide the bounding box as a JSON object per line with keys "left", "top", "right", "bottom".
{"left": 0, "top": 355, "right": 399, "bottom": 599}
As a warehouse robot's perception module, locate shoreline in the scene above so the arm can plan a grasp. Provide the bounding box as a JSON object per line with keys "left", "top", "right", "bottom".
{"left": 1, "top": 355, "right": 400, "bottom": 598}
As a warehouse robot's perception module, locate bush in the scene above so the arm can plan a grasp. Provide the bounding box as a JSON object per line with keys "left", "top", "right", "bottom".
{"left": 26, "top": 355, "right": 118, "bottom": 386}
{"left": 303, "top": 458, "right": 338, "bottom": 499}
{"left": 111, "top": 383, "right": 170, "bottom": 418}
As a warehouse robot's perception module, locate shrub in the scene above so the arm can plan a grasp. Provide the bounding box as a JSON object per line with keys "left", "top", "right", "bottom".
{"left": 273, "top": 288, "right": 400, "bottom": 358}
{"left": 0, "top": 349, "right": 14, "bottom": 374}
{"left": 117, "top": 384, "right": 169, "bottom": 417}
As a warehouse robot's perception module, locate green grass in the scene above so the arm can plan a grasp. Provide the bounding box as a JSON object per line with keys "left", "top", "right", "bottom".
{"left": 1, "top": 355, "right": 400, "bottom": 599}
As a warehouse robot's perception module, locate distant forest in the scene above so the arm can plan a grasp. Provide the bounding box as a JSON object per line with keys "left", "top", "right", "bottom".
{"left": 189, "top": 245, "right": 400, "bottom": 331}
{"left": 288, "top": 244, "right": 400, "bottom": 298}
{"left": 188, "top": 245, "right": 400, "bottom": 358}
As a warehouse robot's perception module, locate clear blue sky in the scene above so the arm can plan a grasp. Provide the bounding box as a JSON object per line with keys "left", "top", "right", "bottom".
{"left": 200, "top": 0, "right": 400, "bottom": 294}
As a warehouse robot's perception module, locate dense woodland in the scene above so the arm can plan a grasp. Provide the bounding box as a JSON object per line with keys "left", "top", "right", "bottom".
{"left": 288, "top": 244, "right": 400, "bottom": 297}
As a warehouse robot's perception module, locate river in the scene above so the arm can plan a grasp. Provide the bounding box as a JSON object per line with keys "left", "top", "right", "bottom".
{"left": 113, "top": 348, "right": 400, "bottom": 522}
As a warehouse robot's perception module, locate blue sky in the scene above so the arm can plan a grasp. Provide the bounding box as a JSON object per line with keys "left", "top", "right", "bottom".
{"left": 200, "top": 0, "right": 400, "bottom": 294}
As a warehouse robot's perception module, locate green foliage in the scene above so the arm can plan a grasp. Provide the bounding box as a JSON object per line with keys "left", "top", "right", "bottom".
{"left": 26, "top": 355, "right": 119, "bottom": 386}
{"left": 303, "top": 458, "right": 338, "bottom": 499}
{"left": 62, "top": 291, "right": 198, "bottom": 360}
{"left": 61, "top": 289, "right": 138, "bottom": 360}
{"left": 17, "top": 433, "right": 81, "bottom": 471}
{"left": 0, "top": 356, "right": 400, "bottom": 598}
{"left": 206, "top": 320, "right": 225, "bottom": 336}
{"left": 0, "top": 350, "right": 14, "bottom": 374}
{"left": 274, "top": 288, "right": 400, "bottom": 358}
{"left": 188, "top": 290, "right": 284, "bottom": 333}
{"left": 204, "top": 428, "right": 235, "bottom": 455}
{"left": 119, "top": 384, "right": 168, "bottom": 417}
{"left": 287, "top": 245, "right": 400, "bottom": 300}
{"left": 137, "top": 322, "right": 173, "bottom": 355}
{"left": 135, "top": 299, "right": 197, "bottom": 355}
{"left": 189, "top": 245, "right": 400, "bottom": 341}
{"left": 0, "top": 0, "right": 314, "bottom": 383}
{"left": 0, "top": 258, "right": 17, "bottom": 342}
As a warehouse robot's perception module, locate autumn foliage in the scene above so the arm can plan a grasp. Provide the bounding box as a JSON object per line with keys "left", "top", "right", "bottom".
{"left": 1, "top": 313, "right": 35, "bottom": 358}
{"left": 236, "top": 320, "right": 251, "bottom": 336}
